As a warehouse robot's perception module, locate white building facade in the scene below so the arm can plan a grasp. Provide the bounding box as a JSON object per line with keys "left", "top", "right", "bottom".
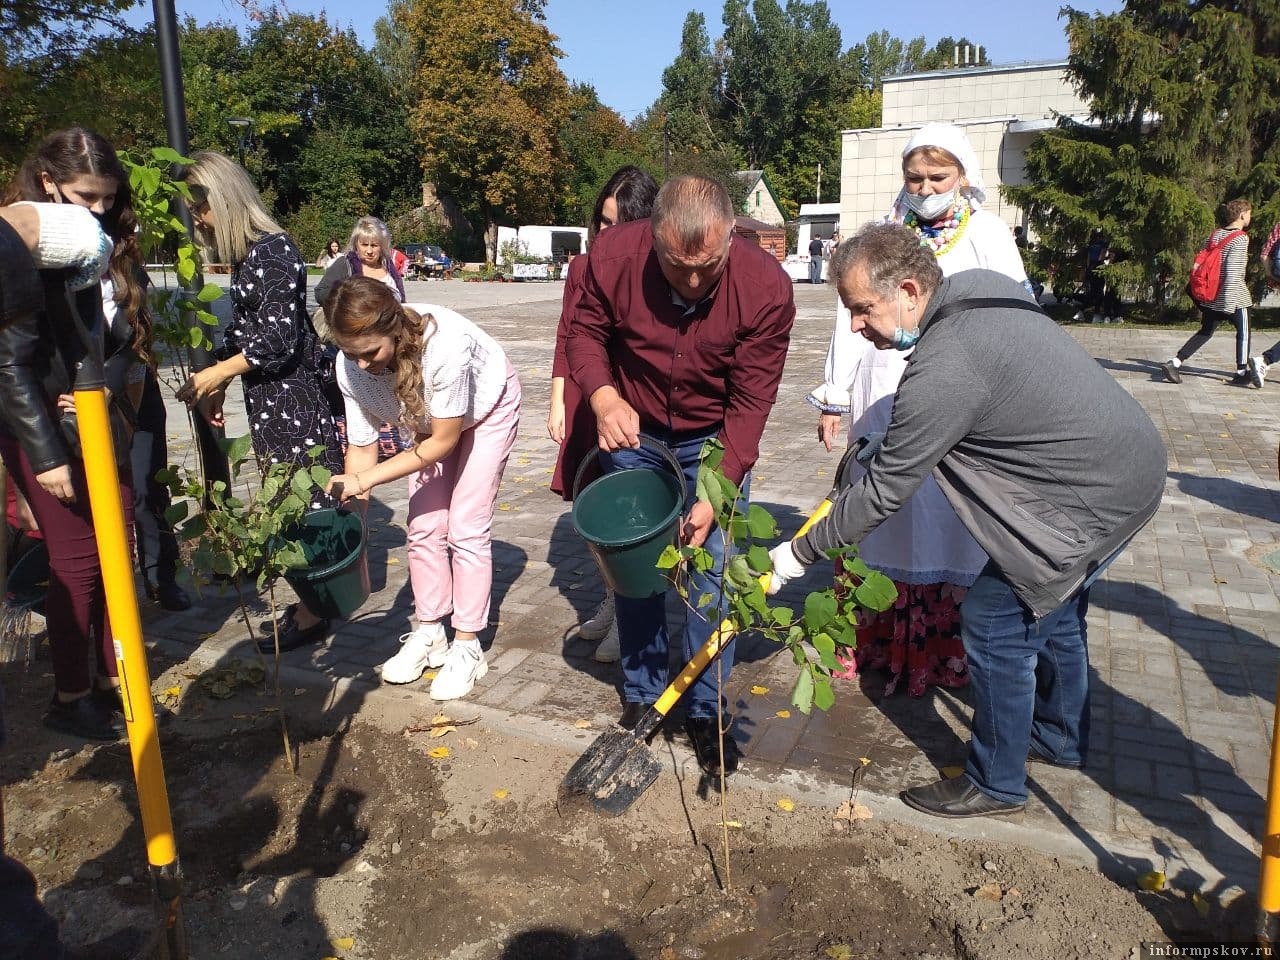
{"left": 839, "top": 61, "right": 1091, "bottom": 235}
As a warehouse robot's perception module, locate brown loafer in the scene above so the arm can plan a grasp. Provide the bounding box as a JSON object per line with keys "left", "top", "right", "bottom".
{"left": 901, "top": 776, "right": 1024, "bottom": 819}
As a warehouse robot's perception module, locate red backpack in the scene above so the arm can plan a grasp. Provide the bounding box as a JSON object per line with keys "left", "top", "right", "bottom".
{"left": 1188, "top": 229, "right": 1245, "bottom": 304}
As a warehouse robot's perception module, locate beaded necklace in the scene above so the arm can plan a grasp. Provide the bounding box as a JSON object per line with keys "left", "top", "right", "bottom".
{"left": 904, "top": 195, "right": 972, "bottom": 259}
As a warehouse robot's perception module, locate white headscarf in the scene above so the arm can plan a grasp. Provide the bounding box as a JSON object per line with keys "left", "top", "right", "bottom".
{"left": 889, "top": 122, "right": 987, "bottom": 220}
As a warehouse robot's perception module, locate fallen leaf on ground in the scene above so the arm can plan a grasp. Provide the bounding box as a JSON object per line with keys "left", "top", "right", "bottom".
{"left": 858, "top": 757, "right": 871, "bottom": 766}
{"left": 573, "top": 719, "right": 592, "bottom": 729}
{"left": 331, "top": 936, "right": 355, "bottom": 950}
{"left": 162, "top": 685, "right": 181, "bottom": 699}
{"left": 423, "top": 671, "right": 438, "bottom": 680}
{"left": 427, "top": 746, "right": 450, "bottom": 759}
{"left": 498, "top": 503, "right": 513, "bottom": 511}
{"left": 462, "top": 737, "right": 479, "bottom": 749}
{"left": 429, "top": 726, "right": 455, "bottom": 738}
{"left": 386, "top": 557, "right": 400, "bottom": 565}
{"left": 825, "top": 947, "right": 855, "bottom": 960}
{"left": 432, "top": 713, "right": 453, "bottom": 724}
{"left": 750, "top": 685, "right": 770, "bottom": 695}
{"left": 493, "top": 789, "right": 509, "bottom": 800}
{"left": 1137, "top": 870, "right": 1166, "bottom": 891}
{"left": 1192, "top": 891, "right": 1211, "bottom": 917}
{"left": 833, "top": 800, "right": 873, "bottom": 823}
{"left": 973, "top": 881, "right": 1003, "bottom": 902}
{"left": 775, "top": 709, "right": 791, "bottom": 719}
{"left": 940, "top": 765, "right": 965, "bottom": 779}
{"left": 776, "top": 797, "right": 795, "bottom": 812}
{"left": 1213, "top": 577, "right": 1228, "bottom": 584}
{"left": 724, "top": 820, "right": 743, "bottom": 829}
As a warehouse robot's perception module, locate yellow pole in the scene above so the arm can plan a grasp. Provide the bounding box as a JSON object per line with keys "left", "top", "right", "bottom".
{"left": 1258, "top": 670, "right": 1280, "bottom": 943}
{"left": 75, "top": 385, "right": 187, "bottom": 958}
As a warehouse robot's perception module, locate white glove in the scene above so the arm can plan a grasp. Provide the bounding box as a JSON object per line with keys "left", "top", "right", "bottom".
{"left": 15, "top": 202, "right": 113, "bottom": 291}
{"left": 767, "top": 541, "right": 808, "bottom": 595}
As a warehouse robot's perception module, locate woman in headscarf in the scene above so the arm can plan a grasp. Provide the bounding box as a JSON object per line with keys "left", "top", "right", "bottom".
{"left": 808, "top": 123, "right": 1028, "bottom": 698}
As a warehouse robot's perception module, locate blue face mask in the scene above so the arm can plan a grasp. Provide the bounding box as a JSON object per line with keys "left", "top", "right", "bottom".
{"left": 890, "top": 291, "right": 919, "bottom": 350}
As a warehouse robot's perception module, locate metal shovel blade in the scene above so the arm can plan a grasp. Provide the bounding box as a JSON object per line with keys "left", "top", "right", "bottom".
{"left": 559, "top": 727, "right": 662, "bottom": 817}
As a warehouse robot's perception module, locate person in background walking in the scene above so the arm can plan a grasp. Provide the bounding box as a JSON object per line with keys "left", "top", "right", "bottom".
{"left": 1160, "top": 198, "right": 1253, "bottom": 386}
{"left": 325, "top": 277, "right": 521, "bottom": 701}
{"left": 175, "top": 151, "right": 345, "bottom": 653}
{"left": 548, "top": 165, "right": 657, "bottom": 664}
{"left": 808, "top": 233, "right": 825, "bottom": 283}
{"left": 1246, "top": 216, "right": 1280, "bottom": 387}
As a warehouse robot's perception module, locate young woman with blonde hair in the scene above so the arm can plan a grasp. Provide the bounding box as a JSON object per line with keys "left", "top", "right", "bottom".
{"left": 175, "top": 150, "right": 344, "bottom": 652}
{"left": 325, "top": 277, "right": 521, "bottom": 701}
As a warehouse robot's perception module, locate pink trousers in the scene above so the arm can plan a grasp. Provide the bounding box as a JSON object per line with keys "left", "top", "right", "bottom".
{"left": 407, "top": 365, "right": 521, "bottom": 632}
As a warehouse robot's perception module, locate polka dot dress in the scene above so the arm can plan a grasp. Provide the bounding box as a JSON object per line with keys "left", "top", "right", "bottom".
{"left": 224, "top": 233, "right": 343, "bottom": 508}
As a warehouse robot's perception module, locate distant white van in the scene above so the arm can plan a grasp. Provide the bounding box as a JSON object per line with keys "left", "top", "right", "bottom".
{"left": 497, "top": 225, "right": 588, "bottom": 265}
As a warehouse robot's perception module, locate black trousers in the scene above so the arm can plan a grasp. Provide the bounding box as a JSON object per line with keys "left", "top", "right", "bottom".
{"left": 130, "top": 372, "right": 180, "bottom": 587}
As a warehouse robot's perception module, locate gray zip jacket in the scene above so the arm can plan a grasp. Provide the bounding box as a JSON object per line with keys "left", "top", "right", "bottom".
{"left": 795, "top": 269, "right": 1167, "bottom": 618}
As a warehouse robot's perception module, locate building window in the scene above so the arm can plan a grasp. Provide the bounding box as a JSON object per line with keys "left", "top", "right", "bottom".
{"left": 755, "top": 190, "right": 761, "bottom": 208}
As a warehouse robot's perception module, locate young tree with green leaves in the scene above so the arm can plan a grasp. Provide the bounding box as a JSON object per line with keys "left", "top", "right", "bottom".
{"left": 1004, "top": 1, "right": 1280, "bottom": 303}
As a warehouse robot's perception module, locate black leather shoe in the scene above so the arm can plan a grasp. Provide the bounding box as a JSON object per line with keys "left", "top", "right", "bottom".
{"left": 685, "top": 716, "right": 740, "bottom": 778}
{"left": 257, "top": 615, "right": 329, "bottom": 654}
{"left": 43, "top": 694, "right": 124, "bottom": 742}
{"left": 1227, "top": 372, "right": 1252, "bottom": 387}
{"left": 901, "top": 776, "right": 1024, "bottom": 819}
{"left": 149, "top": 581, "right": 192, "bottom": 612}
{"left": 258, "top": 603, "right": 298, "bottom": 637}
{"left": 618, "top": 701, "right": 654, "bottom": 730}
{"left": 1027, "top": 746, "right": 1082, "bottom": 769}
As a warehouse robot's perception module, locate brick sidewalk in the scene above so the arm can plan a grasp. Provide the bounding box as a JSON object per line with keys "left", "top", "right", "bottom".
{"left": 148, "top": 278, "right": 1280, "bottom": 898}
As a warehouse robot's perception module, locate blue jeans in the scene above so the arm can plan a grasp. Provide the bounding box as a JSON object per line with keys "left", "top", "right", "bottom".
{"left": 808, "top": 258, "right": 822, "bottom": 283}
{"left": 961, "top": 562, "right": 1091, "bottom": 804}
{"left": 604, "top": 435, "right": 750, "bottom": 720}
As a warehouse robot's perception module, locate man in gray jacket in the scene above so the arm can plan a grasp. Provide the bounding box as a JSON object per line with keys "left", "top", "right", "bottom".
{"left": 769, "top": 222, "right": 1166, "bottom": 819}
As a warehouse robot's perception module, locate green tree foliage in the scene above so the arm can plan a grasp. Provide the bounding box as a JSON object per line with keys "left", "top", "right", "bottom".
{"left": 1, "top": 0, "right": 134, "bottom": 63}
{"left": 395, "top": 0, "right": 572, "bottom": 259}
{"left": 1004, "top": 1, "right": 1280, "bottom": 302}
{"left": 556, "top": 83, "right": 651, "bottom": 226}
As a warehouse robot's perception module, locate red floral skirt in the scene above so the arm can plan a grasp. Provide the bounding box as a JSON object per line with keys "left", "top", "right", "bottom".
{"left": 832, "top": 574, "right": 970, "bottom": 698}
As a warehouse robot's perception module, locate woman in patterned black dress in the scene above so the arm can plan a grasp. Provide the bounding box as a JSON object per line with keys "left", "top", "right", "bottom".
{"left": 175, "top": 151, "right": 344, "bottom": 652}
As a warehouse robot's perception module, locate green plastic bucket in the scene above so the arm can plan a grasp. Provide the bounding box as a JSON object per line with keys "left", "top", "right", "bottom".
{"left": 282, "top": 508, "right": 371, "bottom": 619}
{"left": 571, "top": 437, "right": 686, "bottom": 599}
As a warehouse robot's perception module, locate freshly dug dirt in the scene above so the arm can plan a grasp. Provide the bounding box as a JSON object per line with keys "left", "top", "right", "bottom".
{"left": 1, "top": 653, "right": 1245, "bottom": 960}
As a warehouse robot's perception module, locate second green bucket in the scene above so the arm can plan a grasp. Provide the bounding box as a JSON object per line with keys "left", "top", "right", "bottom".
{"left": 571, "top": 437, "right": 686, "bottom": 599}
{"left": 283, "top": 508, "right": 371, "bottom": 619}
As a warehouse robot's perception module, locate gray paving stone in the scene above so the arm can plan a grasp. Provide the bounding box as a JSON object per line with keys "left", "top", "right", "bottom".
{"left": 135, "top": 280, "right": 1280, "bottom": 893}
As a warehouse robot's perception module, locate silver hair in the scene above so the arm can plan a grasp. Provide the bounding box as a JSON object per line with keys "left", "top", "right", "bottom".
{"left": 830, "top": 223, "right": 943, "bottom": 298}
{"left": 348, "top": 215, "right": 393, "bottom": 259}
{"left": 650, "top": 175, "right": 734, "bottom": 253}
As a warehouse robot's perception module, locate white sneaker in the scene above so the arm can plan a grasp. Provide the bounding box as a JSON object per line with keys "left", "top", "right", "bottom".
{"left": 1249, "top": 356, "right": 1268, "bottom": 388}
{"left": 381, "top": 622, "right": 448, "bottom": 685}
{"left": 429, "top": 642, "right": 488, "bottom": 700}
{"left": 591, "top": 622, "right": 620, "bottom": 663}
{"left": 578, "top": 594, "right": 615, "bottom": 641}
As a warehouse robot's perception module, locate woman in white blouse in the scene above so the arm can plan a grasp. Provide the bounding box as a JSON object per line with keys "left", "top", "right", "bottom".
{"left": 325, "top": 277, "right": 521, "bottom": 701}
{"left": 807, "top": 122, "right": 1029, "bottom": 698}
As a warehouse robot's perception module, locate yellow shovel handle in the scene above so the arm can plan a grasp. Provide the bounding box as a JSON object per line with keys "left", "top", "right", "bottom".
{"left": 653, "top": 498, "right": 834, "bottom": 715}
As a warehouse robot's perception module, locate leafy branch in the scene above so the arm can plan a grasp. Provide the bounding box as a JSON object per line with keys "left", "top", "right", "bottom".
{"left": 158, "top": 436, "right": 333, "bottom": 773}
{"left": 657, "top": 439, "right": 897, "bottom": 715}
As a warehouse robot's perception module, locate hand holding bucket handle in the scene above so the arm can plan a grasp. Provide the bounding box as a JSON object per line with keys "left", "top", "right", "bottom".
{"left": 570, "top": 432, "right": 687, "bottom": 505}
{"left": 560, "top": 441, "right": 862, "bottom": 815}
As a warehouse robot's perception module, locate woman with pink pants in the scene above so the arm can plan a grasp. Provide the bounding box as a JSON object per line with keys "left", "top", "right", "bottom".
{"left": 325, "top": 276, "right": 521, "bottom": 701}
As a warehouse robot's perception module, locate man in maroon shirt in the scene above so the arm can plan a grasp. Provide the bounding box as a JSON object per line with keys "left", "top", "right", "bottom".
{"left": 566, "top": 175, "right": 795, "bottom": 778}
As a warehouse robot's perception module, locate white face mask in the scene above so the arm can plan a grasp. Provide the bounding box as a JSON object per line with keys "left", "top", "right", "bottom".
{"left": 901, "top": 188, "right": 957, "bottom": 222}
